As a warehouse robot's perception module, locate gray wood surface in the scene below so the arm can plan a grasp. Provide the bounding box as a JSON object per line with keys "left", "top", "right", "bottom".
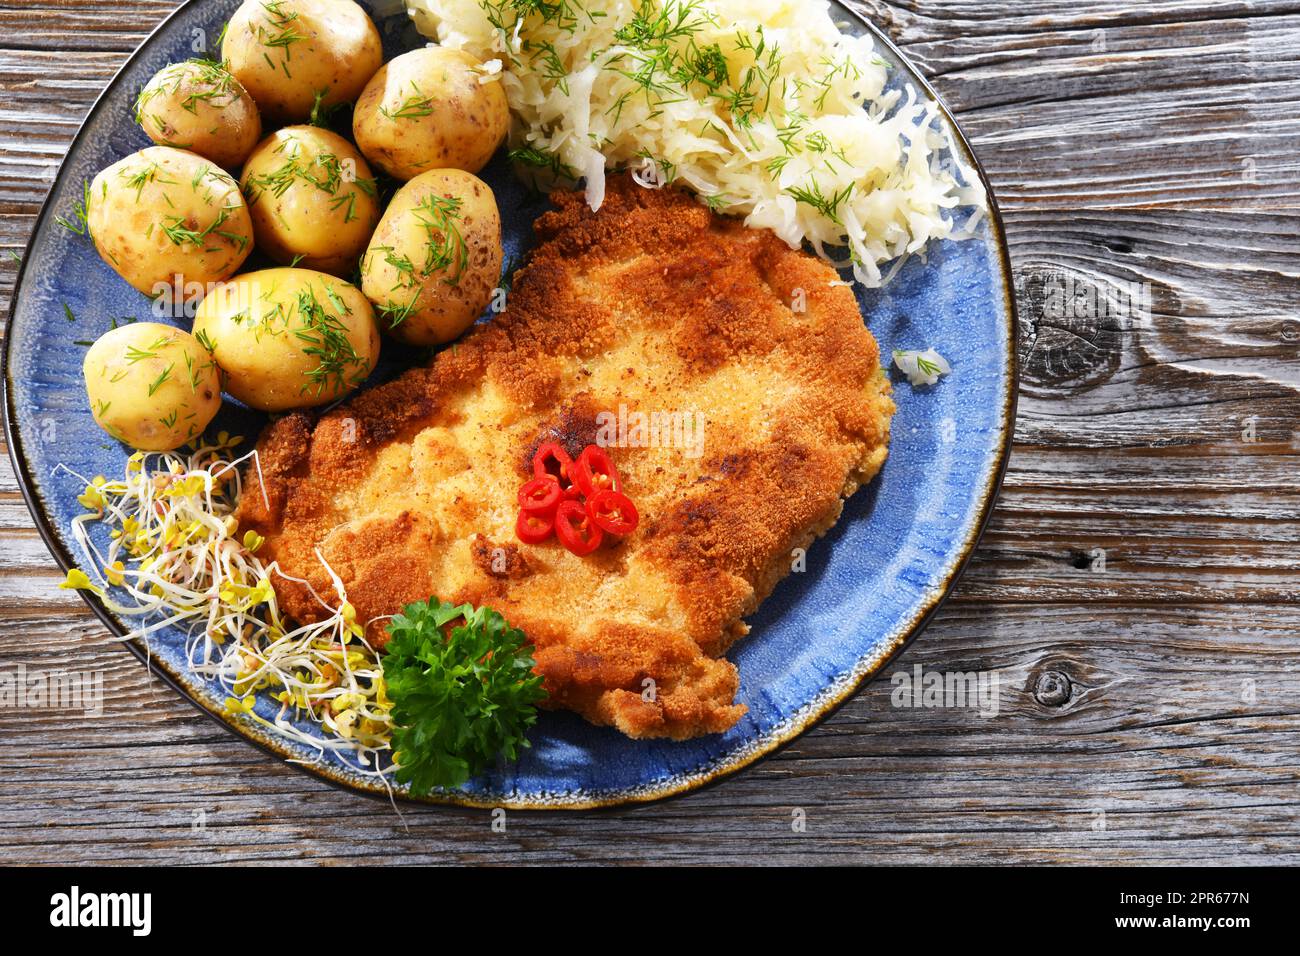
{"left": 2, "top": 0, "right": 1298, "bottom": 865}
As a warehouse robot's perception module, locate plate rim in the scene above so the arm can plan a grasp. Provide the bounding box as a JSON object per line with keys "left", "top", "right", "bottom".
{"left": 1, "top": 0, "right": 1019, "bottom": 811}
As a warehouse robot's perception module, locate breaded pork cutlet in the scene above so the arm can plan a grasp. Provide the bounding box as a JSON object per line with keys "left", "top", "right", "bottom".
{"left": 236, "top": 175, "right": 895, "bottom": 740}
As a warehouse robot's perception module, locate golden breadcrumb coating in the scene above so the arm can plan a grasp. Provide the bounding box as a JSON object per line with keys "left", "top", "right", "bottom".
{"left": 237, "top": 175, "right": 895, "bottom": 740}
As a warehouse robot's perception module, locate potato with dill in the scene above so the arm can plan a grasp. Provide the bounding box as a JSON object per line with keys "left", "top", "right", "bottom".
{"left": 241, "top": 126, "right": 380, "bottom": 276}
{"left": 193, "top": 268, "right": 379, "bottom": 412}
{"left": 352, "top": 47, "right": 507, "bottom": 180}
{"left": 360, "top": 169, "right": 502, "bottom": 347}
{"left": 83, "top": 323, "right": 222, "bottom": 451}
{"left": 134, "top": 59, "right": 262, "bottom": 170}
{"left": 221, "top": 0, "right": 383, "bottom": 125}
{"left": 87, "top": 146, "right": 253, "bottom": 296}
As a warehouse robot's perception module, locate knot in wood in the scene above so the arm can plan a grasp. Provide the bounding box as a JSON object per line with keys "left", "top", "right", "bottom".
{"left": 1015, "top": 265, "right": 1128, "bottom": 388}
{"left": 1034, "top": 670, "right": 1072, "bottom": 707}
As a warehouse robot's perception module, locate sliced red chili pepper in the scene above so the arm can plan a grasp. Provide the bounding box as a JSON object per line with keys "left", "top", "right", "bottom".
{"left": 587, "top": 489, "right": 639, "bottom": 537}
{"left": 518, "top": 476, "right": 562, "bottom": 517}
{"left": 532, "top": 441, "right": 576, "bottom": 494}
{"left": 573, "top": 445, "right": 621, "bottom": 498}
{"left": 554, "top": 499, "right": 603, "bottom": 556}
{"left": 515, "top": 509, "right": 554, "bottom": 545}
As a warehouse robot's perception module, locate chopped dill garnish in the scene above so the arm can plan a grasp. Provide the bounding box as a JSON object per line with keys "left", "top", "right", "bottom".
{"left": 804, "top": 130, "right": 831, "bottom": 153}
{"left": 147, "top": 363, "right": 175, "bottom": 397}
{"left": 376, "top": 294, "right": 420, "bottom": 330}
{"left": 362, "top": 191, "right": 468, "bottom": 328}
{"left": 287, "top": 286, "right": 368, "bottom": 397}
{"left": 160, "top": 204, "right": 249, "bottom": 253}
{"left": 366, "top": 244, "right": 422, "bottom": 329}
{"left": 915, "top": 355, "right": 942, "bottom": 375}
{"left": 122, "top": 160, "right": 176, "bottom": 201}
{"left": 308, "top": 87, "right": 345, "bottom": 128}
{"left": 55, "top": 180, "right": 93, "bottom": 237}
{"left": 134, "top": 59, "right": 236, "bottom": 127}
{"left": 633, "top": 148, "right": 676, "bottom": 183}
{"left": 257, "top": 0, "right": 308, "bottom": 78}
{"left": 329, "top": 191, "right": 361, "bottom": 224}
{"left": 411, "top": 193, "right": 469, "bottom": 286}
{"left": 125, "top": 337, "right": 168, "bottom": 364}
{"left": 243, "top": 140, "right": 377, "bottom": 225}
{"left": 787, "top": 178, "right": 853, "bottom": 226}
{"left": 508, "top": 145, "right": 577, "bottom": 180}
{"left": 378, "top": 82, "right": 436, "bottom": 120}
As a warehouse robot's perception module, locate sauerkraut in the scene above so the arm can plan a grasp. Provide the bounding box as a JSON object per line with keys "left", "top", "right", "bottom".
{"left": 407, "top": 0, "right": 985, "bottom": 286}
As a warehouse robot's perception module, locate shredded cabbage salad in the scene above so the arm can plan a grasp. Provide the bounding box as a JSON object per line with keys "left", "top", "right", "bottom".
{"left": 408, "top": 0, "right": 986, "bottom": 285}
{"left": 57, "top": 435, "right": 395, "bottom": 779}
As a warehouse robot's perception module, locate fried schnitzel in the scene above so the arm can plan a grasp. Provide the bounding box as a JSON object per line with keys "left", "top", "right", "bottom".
{"left": 236, "top": 175, "right": 895, "bottom": 740}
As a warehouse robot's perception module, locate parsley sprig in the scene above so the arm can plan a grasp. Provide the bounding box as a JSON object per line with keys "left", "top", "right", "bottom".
{"left": 384, "top": 598, "right": 546, "bottom": 794}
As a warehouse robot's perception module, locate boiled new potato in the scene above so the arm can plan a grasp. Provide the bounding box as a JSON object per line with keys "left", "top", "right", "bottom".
{"left": 240, "top": 126, "right": 380, "bottom": 276}
{"left": 193, "top": 268, "right": 379, "bottom": 412}
{"left": 83, "top": 323, "right": 222, "bottom": 451}
{"left": 221, "top": 0, "right": 383, "bottom": 124}
{"left": 134, "top": 59, "right": 262, "bottom": 170}
{"left": 88, "top": 147, "right": 253, "bottom": 296}
{"left": 360, "top": 169, "right": 502, "bottom": 347}
{"left": 353, "top": 47, "right": 508, "bottom": 180}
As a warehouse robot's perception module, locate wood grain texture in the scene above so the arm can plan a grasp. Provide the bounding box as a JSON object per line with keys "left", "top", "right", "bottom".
{"left": 1, "top": 0, "right": 1297, "bottom": 866}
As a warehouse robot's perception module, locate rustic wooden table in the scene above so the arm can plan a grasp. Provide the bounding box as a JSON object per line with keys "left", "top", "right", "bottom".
{"left": 2, "top": 0, "right": 1297, "bottom": 866}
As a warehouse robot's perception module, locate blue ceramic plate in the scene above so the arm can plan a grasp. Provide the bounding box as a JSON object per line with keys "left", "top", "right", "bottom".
{"left": 3, "top": 0, "right": 1016, "bottom": 808}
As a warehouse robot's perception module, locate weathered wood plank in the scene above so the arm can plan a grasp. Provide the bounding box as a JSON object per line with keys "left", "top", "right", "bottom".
{"left": 1, "top": 604, "right": 1296, "bottom": 864}
{"left": 0, "top": 1, "right": 183, "bottom": 53}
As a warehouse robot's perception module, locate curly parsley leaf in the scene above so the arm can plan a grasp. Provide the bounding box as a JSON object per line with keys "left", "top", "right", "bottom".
{"left": 384, "top": 598, "right": 546, "bottom": 795}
